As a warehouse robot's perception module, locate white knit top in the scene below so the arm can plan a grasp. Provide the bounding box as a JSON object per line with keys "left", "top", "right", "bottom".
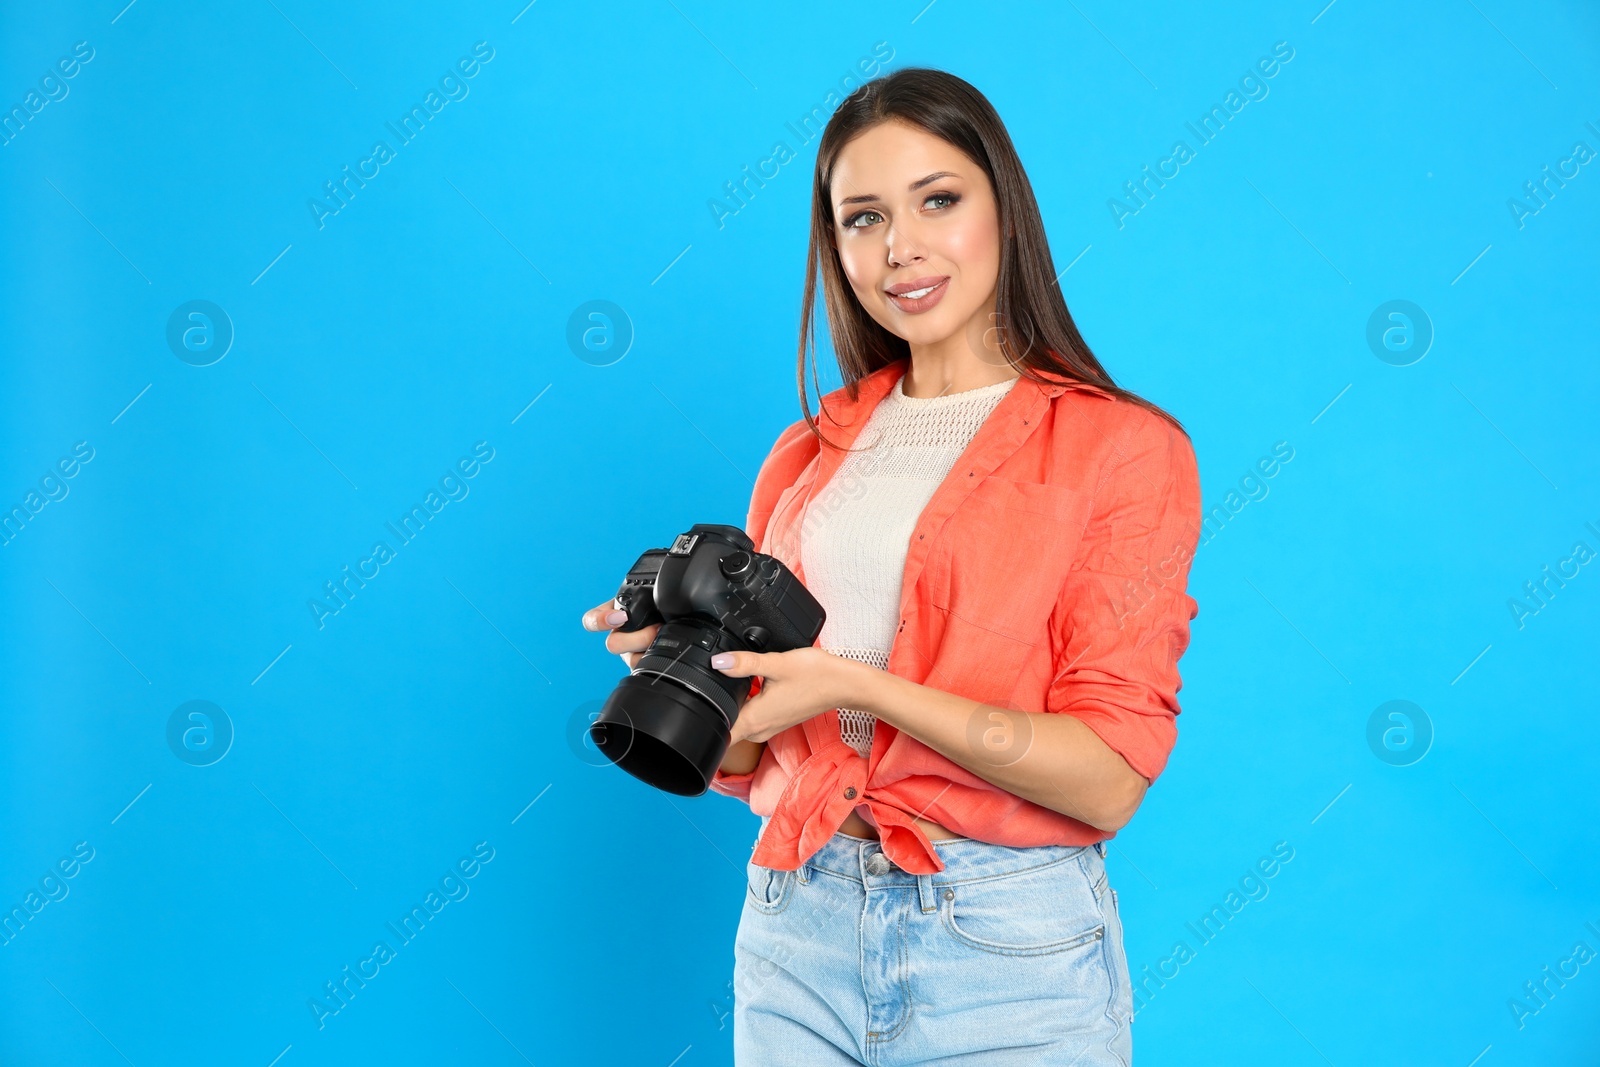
{"left": 800, "top": 372, "right": 1019, "bottom": 760}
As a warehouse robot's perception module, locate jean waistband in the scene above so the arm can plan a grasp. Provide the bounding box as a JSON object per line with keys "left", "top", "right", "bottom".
{"left": 758, "top": 814, "right": 1103, "bottom": 887}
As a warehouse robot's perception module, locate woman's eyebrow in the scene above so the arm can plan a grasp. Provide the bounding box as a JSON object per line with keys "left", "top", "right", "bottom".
{"left": 837, "top": 171, "right": 962, "bottom": 207}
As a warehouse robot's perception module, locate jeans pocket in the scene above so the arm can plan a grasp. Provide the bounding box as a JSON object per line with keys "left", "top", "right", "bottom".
{"left": 745, "top": 859, "right": 795, "bottom": 915}
{"left": 1087, "top": 853, "right": 1134, "bottom": 1031}
{"left": 938, "top": 852, "right": 1105, "bottom": 957}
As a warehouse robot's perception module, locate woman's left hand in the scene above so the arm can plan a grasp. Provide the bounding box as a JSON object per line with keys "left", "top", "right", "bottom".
{"left": 712, "top": 647, "right": 870, "bottom": 746}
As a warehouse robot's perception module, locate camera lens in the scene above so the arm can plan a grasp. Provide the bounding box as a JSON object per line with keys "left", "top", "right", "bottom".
{"left": 589, "top": 619, "right": 750, "bottom": 796}
{"left": 591, "top": 674, "right": 734, "bottom": 795}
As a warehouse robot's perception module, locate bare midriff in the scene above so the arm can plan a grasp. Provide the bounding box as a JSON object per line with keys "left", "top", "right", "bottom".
{"left": 838, "top": 807, "right": 965, "bottom": 841}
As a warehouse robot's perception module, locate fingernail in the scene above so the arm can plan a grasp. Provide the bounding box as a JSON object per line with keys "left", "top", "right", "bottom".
{"left": 710, "top": 652, "right": 734, "bottom": 669}
{"left": 605, "top": 609, "right": 627, "bottom": 627}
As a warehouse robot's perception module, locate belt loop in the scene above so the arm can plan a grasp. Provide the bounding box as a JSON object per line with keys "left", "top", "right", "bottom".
{"left": 1094, "top": 840, "right": 1107, "bottom": 858}
{"left": 917, "top": 872, "right": 937, "bottom": 914}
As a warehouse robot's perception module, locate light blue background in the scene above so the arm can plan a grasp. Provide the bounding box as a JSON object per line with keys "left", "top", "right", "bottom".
{"left": 2, "top": 1, "right": 1597, "bottom": 1064}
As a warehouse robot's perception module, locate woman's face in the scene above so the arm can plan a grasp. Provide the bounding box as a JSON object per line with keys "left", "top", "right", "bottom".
{"left": 829, "top": 119, "right": 1002, "bottom": 353}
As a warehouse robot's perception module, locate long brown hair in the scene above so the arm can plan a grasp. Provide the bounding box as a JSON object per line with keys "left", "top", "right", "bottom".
{"left": 797, "top": 67, "right": 1186, "bottom": 447}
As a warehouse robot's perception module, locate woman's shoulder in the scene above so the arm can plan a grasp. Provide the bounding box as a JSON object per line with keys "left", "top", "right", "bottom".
{"left": 758, "top": 415, "right": 821, "bottom": 480}
{"left": 1041, "top": 385, "right": 1198, "bottom": 491}
{"left": 756, "top": 366, "right": 897, "bottom": 472}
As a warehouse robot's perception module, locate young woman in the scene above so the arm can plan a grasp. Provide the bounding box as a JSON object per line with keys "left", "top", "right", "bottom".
{"left": 582, "top": 68, "right": 1200, "bottom": 1066}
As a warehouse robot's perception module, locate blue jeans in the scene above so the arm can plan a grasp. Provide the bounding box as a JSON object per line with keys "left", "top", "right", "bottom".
{"left": 734, "top": 816, "right": 1134, "bottom": 1066}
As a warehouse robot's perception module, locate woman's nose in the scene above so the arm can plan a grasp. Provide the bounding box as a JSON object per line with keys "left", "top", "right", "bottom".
{"left": 886, "top": 224, "right": 924, "bottom": 267}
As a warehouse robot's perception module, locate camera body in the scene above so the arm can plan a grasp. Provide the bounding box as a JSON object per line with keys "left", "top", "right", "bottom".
{"left": 591, "top": 524, "right": 825, "bottom": 796}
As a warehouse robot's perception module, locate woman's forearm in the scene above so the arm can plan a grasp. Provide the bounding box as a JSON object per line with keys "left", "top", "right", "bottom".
{"left": 853, "top": 668, "right": 1147, "bottom": 832}
{"left": 719, "top": 737, "right": 766, "bottom": 776}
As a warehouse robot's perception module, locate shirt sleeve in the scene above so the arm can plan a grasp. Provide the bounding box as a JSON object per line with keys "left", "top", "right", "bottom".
{"left": 746, "top": 417, "right": 816, "bottom": 551}
{"left": 1044, "top": 410, "right": 1201, "bottom": 783}
{"left": 709, "top": 417, "right": 813, "bottom": 805}
{"left": 708, "top": 764, "right": 757, "bottom": 802}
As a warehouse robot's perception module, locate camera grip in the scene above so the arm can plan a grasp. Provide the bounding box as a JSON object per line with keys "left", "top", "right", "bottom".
{"left": 612, "top": 584, "right": 661, "bottom": 632}
{"left": 613, "top": 547, "right": 669, "bottom": 632}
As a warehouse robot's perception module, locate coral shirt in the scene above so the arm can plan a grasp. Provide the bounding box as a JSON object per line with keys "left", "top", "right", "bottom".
{"left": 709, "top": 358, "right": 1201, "bottom": 875}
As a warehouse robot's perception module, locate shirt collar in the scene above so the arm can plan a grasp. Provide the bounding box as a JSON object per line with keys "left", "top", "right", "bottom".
{"left": 815, "top": 357, "right": 1095, "bottom": 447}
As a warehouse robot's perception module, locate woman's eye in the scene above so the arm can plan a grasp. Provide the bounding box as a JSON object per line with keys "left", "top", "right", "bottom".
{"left": 843, "top": 195, "right": 956, "bottom": 228}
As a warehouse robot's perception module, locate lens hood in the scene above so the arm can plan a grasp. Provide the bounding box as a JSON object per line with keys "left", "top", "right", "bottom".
{"left": 590, "top": 673, "right": 734, "bottom": 796}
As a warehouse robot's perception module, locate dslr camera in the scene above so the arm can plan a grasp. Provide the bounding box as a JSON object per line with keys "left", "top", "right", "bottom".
{"left": 591, "top": 523, "right": 825, "bottom": 795}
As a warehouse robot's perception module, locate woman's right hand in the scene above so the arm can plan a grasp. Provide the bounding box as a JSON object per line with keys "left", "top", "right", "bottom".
{"left": 580, "top": 599, "right": 660, "bottom": 671}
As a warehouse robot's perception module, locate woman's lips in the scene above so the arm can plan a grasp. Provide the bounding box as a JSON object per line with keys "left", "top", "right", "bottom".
{"left": 886, "top": 276, "right": 950, "bottom": 314}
